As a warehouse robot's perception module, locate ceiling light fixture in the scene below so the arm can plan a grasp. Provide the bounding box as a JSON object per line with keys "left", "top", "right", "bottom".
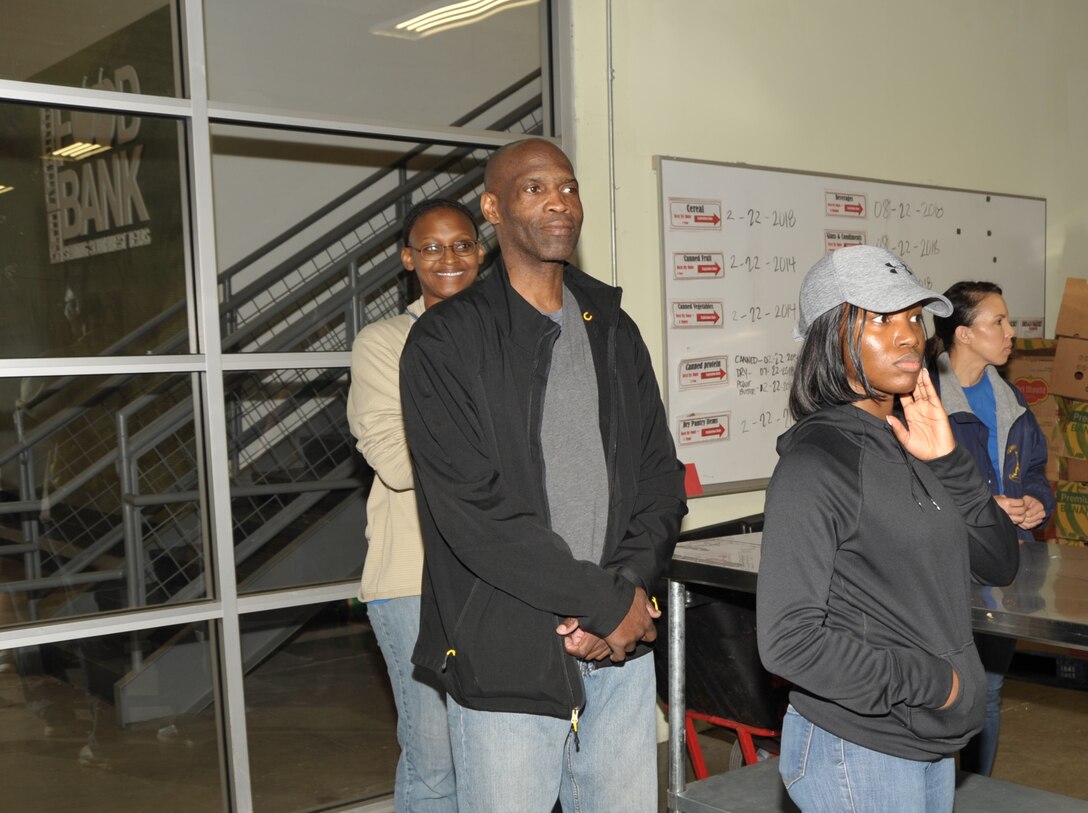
{"left": 372, "top": 0, "right": 538, "bottom": 40}
{"left": 0, "top": 185, "right": 13, "bottom": 195}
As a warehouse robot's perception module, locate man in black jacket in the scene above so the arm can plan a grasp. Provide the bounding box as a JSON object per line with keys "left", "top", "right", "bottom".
{"left": 400, "top": 138, "right": 687, "bottom": 812}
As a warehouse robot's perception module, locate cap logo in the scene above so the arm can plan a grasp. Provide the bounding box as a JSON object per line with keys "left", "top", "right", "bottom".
{"left": 884, "top": 260, "right": 912, "bottom": 277}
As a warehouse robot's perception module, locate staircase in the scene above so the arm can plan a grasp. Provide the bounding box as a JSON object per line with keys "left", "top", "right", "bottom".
{"left": 0, "top": 71, "right": 544, "bottom": 724}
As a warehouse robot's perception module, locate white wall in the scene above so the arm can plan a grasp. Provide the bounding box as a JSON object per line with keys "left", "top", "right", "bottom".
{"left": 569, "top": 0, "right": 1088, "bottom": 531}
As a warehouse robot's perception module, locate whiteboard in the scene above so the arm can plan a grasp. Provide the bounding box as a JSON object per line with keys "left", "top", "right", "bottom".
{"left": 657, "top": 157, "right": 1046, "bottom": 496}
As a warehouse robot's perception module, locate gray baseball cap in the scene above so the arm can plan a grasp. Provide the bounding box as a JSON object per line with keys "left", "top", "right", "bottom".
{"left": 796, "top": 245, "right": 952, "bottom": 338}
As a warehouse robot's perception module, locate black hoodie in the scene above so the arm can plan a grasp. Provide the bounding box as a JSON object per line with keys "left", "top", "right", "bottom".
{"left": 757, "top": 404, "right": 1018, "bottom": 760}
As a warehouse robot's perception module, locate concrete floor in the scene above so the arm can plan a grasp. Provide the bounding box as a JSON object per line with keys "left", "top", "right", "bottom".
{"left": 673, "top": 676, "right": 1088, "bottom": 811}
{"left": 0, "top": 607, "right": 396, "bottom": 813}
{"left": 2, "top": 616, "right": 1087, "bottom": 813}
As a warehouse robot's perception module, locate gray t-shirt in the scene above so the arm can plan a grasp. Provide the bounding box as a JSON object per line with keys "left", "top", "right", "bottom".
{"left": 539, "top": 288, "right": 610, "bottom": 564}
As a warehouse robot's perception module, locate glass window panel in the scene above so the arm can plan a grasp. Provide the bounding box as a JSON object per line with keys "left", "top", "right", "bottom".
{"left": 243, "top": 601, "right": 396, "bottom": 812}
{"left": 0, "top": 2, "right": 182, "bottom": 97}
{"left": 224, "top": 367, "right": 367, "bottom": 592}
{"left": 212, "top": 131, "right": 524, "bottom": 353}
{"left": 205, "top": 0, "right": 545, "bottom": 130}
{"left": 0, "top": 623, "right": 224, "bottom": 812}
{"left": 0, "top": 374, "right": 208, "bottom": 626}
{"left": 0, "top": 98, "right": 190, "bottom": 358}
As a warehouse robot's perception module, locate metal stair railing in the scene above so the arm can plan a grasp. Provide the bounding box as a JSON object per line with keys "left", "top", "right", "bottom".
{"left": 222, "top": 92, "right": 543, "bottom": 353}
{"left": 218, "top": 69, "right": 540, "bottom": 279}
{"left": 1, "top": 71, "right": 541, "bottom": 472}
{"left": 0, "top": 81, "right": 541, "bottom": 509}
{"left": 0, "top": 71, "right": 543, "bottom": 622}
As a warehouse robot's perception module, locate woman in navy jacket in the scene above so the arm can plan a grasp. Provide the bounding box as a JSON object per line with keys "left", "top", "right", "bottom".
{"left": 929, "top": 281, "right": 1055, "bottom": 776}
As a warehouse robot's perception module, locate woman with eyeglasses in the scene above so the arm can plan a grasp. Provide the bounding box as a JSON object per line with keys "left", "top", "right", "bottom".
{"left": 347, "top": 198, "right": 483, "bottom": 812}
{"left": 928, "top": 281, "right": 1054, "bottom": 777}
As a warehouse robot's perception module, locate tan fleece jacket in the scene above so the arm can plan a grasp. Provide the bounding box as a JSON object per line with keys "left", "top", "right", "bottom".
{"left": 346, "top": 297, "right": 426, "bottom": 601}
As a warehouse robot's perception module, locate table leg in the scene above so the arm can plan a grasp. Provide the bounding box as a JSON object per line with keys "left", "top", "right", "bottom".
{"left": 667, "top": 578, "right": 687, "bottom": 809}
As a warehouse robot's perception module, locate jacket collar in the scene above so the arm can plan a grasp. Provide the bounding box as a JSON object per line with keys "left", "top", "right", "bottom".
{"left": 482, "top": 255, "right": 622, "bottom": 345}
{"left": 935, "top": 352, "right": 1025, "bottom": 426}
{"left": 406, "top": 296, "right": 426, "bottom": 320}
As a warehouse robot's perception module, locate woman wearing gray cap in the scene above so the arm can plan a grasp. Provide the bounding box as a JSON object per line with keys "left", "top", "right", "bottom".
{"left": 756, "top": 245, "right": 1019, "bottom": 812}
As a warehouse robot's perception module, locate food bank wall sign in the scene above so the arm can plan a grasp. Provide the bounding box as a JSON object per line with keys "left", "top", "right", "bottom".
{"left": 0, "top": 5, "right": 187, "bottom": 360}
{"left": 41, "top": 66, "right": 152, "bottom": 263}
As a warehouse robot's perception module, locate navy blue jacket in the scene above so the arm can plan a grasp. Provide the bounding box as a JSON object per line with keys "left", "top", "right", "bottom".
{"left": 932, "top": 354, "right": 1055, "bottom": 541}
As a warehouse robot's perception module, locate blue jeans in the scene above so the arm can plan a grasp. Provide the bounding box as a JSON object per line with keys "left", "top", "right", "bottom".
{"left": 446, "top": 654, "right": 656, "bottom": 813}
{"left": 963, "top": 669, "right": 1004, "bottom": 776}
{"left": 779, "top": 706, "right": 955, "bottom": 813}
{"left": 960, "top": 630, "right": 1016, "bottom": 776}
{"left": 368, "top": 596, "right": 457, "bottom": 813}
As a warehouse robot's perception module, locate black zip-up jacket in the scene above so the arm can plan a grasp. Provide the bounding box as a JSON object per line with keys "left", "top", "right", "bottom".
{"left": 757, "top": 405, "right": 1018, "bottom": 760}
{"left": 400, "top": 258, "right": 687, "bottom": 719}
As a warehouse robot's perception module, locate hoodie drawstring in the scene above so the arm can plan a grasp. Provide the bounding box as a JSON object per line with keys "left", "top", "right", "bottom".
{"left": 894, "top": 437, "right": 942, "bottom": 511}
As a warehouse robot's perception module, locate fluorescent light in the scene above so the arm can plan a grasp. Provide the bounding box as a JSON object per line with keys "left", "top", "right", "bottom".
{"left": 0, "top": 185, "right": 13, "bottom": 195}
{"left": 45, "top": 141, "right": 111, "bottom": 160}
{"left": 398, "top": 0, "right": 530, "bottom": 32}
{"left": 373, "top": 0, "right": 538, "bottom": 40}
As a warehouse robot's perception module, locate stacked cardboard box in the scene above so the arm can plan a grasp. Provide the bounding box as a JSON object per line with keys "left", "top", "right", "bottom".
{"left": 1040, "top": 278, "right": 1088, "bottom": 545}
{"left": 1007, "top": 282, "right": 1088, "bottom": 670}
{"left": 1006, "top": 337, "right": 1061, "bottom": 483}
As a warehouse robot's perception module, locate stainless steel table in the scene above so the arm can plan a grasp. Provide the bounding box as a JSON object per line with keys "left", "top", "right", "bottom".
{"left": 666, "top": 533, "right": 1088, "bottom": 812}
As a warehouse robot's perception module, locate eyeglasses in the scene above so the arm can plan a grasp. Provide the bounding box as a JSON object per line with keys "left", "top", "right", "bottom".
{"left": 408, "top": 240, "right": 480, "bottom": 259}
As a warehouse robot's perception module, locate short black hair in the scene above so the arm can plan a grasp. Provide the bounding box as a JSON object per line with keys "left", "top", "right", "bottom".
{"left": 401, "top": 198, "right": 478, "bottom": 247}
{"left": 930, "top": 281, "right": 1004, "bottom": 354}
{"left": 789, "top": 304, "right": 884, "bottom": 419}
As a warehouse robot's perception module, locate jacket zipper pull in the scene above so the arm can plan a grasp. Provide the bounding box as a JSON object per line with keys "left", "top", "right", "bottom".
{"left": 442, "top": 648, "right": 456, "bottom": 672}
{"left": 570, "top": 708, "right": 581, "bottom": 752}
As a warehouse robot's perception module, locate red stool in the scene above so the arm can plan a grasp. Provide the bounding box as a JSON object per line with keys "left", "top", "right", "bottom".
{"left": 683, "top": 709, "right": 780, "bottom": 779}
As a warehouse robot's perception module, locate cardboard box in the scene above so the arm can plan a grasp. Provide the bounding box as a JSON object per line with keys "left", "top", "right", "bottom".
{"left": 1006, "top": 340, "right": 1063, "bottom": 475}
{"left": 1054, "top": 537, "right": 1088, "bottom": 548}
{"left": 1058, "top": 396, "right": 1088, "bottom": 460}
{"left": 1012, "top": 337, "right": 1059, "bottom": 354}
{"left": 1052, "top": 480, "right": 1088, "bottom": 541}
{"left": 1060, "top": 456, "right": 1088, "bottom": 482}
{"left": 1007, "top": 342, "right": 1057, "bottom": 409}
{"left": 1055, "top": 277, "right": 1088, "bottom": 339}
{"left": 1046, "top": 454, "right": 1061, "bottom": 484}
{"left": 1051, "top": 337, "right": 1088, "bottom": 400}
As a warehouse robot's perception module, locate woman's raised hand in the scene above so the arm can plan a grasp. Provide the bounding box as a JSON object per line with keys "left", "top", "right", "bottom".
{"left": 886, "top": 368, "right": 956, "bottom": 461}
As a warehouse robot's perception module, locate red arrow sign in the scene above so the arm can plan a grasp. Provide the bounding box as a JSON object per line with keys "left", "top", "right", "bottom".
{"left": 694, "top": 214, "right": 721, "bottom": 225}
{"left": 701, "top": 425, "right": 725, "bottom": 438}
{"left": 696, "top": 312, "right": 721, "bottom": 323}
{"left": 845, "top": 203, "right": 864, "bottom": 214}
{"left": 700, "top": 369, "right": 726, "bottom": 380}
{"left": 697, "top": 263, "right": 722, "bottom": 274}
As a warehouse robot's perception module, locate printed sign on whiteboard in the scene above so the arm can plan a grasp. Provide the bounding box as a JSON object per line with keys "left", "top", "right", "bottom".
{"left": 679, "top": 355, "right": 729, "bottom": 389}
{"left": 824, "top": 229, "right": 866, "bottom": 253}
{"left": 669, "top": 198, "right": 722, "bottom": 230}
{"left": 672, "top": 301, "right": 723, "bottom": 327}
{"left": 825, "top": 191, "right": 866, "bottom": 218}
{"left": 678, "top": 413, "right": 731, "bottom": 445}
{"left": 673, "top": 252, "right": 724, "bottom": 279}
